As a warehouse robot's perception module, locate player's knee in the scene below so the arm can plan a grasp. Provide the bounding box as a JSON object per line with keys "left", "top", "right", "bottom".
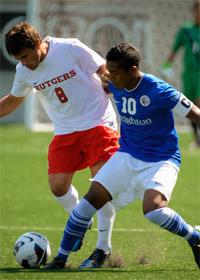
{"left": 84, "top": 181, "right": 111, "bottom": 210}
{"left": 143, "top": 196, "right": 169, "bottom": 214}
{"left": 143, "top": 189, "right": 168, "bottom": 215}
{"left": 143, "top": 204, "right": 157, "bottom": 215}
{"left": 143, "top": 200, "right": 168, "bottom": 215}
{"left": 50, "top": 185, "right": 67, "bottom": 196}
{"left": 48, "top": 176, "right": 69, "bottom": 196}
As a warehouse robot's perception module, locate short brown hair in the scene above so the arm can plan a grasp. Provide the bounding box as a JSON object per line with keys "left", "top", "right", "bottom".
{"left": 5, "top": 22, "right": 42, "bottom": 55}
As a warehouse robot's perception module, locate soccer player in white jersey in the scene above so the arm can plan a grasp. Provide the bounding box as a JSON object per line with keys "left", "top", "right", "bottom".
{"left": 0, "top": 22, "right": 120, "bottom": 267}
{"left": 45, "top": 42, "right": 200, "bottom": 269}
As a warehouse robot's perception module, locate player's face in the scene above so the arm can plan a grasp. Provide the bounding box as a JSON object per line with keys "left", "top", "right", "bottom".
{"left": 14, "top": 46, "right": 41, "bottom": 70}
{"left": 106, "top": 61, "right": 136, "bottom": 89}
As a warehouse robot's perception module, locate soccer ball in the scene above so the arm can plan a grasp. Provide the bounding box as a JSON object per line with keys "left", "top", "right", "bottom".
{"left": 14, "top": 232, "right": 51, "bottom": 268}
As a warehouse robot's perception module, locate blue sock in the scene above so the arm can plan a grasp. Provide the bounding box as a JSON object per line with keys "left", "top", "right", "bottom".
{"left": 57, "top": 198, "right": 97, "bottom": 260}
{"left": 145, "top": 207, "right": 200, "bottom": 245}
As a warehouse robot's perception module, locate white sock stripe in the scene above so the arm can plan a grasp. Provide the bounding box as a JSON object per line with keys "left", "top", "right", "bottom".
{"left": 164, "top": 215, "right": 184, "bottom": 235}
{"left": 161, "top": 217, "right": 174, "bottom": 229}
{"left": 184, "top": 225, "right": 194, "bottom": 240}
{"left": 73, "top": 209, "right": 90, "bottom": 221}
{"left": 70, "top": 216, "right": 89, "bottom": 228}
{"left": 145, "top": 208, "right": 199, "bottom": 243}
{"left": 70, "top": 212, "right": 90, "bottom": 226}
{"left": 65, "top": 229, "right": 83, "bottom": 237}
{"left": 65, "top": 227, "right": 84, "bottom": 237}
{"left": 58, "top": 247, "right": 70, "bottom": 256}
{"left": 65, "top": 225, "right": 85, "bottom": 237}
{"left": 146, "top": 208, "right": 181, "bottom": 233}
{"left": 160, "top": 210, "right": 176, "bottom": 229}
{"left": 164, "top": 215, "right": 180, "bottom": 232}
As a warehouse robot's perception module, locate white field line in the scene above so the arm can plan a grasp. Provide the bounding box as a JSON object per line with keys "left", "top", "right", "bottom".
{"left": 0, "top": 225, "right": 161, "bottom": 232}
{"left": 0, "top": 225, "right": 199, "bottom": 232}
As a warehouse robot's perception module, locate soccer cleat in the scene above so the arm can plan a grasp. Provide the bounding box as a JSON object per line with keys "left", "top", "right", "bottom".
{"left": 190, "top": 240, "right": 200, "bottom": 268}
{"left": 44, "top": 256, "right": 66, "bottom": 269}
{"left": 79, "top": 248, "right": 111, "bottom": 269}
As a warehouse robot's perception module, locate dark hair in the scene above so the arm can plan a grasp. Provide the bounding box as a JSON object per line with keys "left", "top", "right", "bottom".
{"left": 5, "top": 22, "right": 42, "bottom": 55}
{"left": 106, "top": 42, "right": 141, "bottom": 71}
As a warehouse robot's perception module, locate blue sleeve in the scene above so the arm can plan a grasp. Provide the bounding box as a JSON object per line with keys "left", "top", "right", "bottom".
{"left": 108, "top": 82, "right": 114, "bottom": 93}
{"left": 154, "top": 83, "right": 181, "bottom": 110}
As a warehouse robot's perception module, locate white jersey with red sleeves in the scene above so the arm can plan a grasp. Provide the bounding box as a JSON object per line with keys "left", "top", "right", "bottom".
{"left": 11, "top": 37, "right": 117, "bottom": 135}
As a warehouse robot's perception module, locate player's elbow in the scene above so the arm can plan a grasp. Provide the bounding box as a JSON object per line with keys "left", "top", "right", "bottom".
{"left": 0, "top": 95, "right": 24, "bottom": 117}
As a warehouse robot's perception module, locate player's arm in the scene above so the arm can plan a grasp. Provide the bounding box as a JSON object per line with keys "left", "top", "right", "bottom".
{"left": 186, "top": 105, "right": 200, "bottom": 127}
{"left": 96, "top": 64, "right": 107, "bottom": 77}
{"left": 0, "top": 94, "right": 25, "bottom": 117}
{"left": 173, "top": 93, "right": 200, "bottom": 127}
{"left": 96, "top": 64, "right": 110, "bottom": 93}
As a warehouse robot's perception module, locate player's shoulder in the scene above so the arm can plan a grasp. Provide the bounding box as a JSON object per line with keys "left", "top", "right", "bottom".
{"left": 143, "top": 74, "right": 167, "bottom": 88}
{"left": 46, "top": 36, "right": 81, "bottom": 47}
{"left": 143, "top": 74, "right": 175, "bottom": 96}
{"left": 15, "top": 62, "right": 30, "bottom": 75}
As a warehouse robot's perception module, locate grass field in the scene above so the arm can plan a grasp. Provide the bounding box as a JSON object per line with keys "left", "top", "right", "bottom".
{"left": 0, "top": 124, "right": 200, "bottom": 280}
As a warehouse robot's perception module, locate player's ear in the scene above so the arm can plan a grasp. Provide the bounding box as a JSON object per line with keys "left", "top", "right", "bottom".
{"left": 129, "top": 65, "right": 137, "bottom": 75}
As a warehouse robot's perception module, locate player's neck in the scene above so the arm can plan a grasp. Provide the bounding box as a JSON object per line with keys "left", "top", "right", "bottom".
{"left": 126, "top": 71, "right": 143, "bottom": 91}
{"left": 39, "top": 41, "right": 49, "bottom": 63}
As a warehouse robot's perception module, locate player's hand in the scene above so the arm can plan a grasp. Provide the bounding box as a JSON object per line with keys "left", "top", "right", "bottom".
{"left": 100, "top": 71, "right": 110, "bottom": 93}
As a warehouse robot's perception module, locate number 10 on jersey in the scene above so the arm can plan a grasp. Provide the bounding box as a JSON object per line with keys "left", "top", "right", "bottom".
{"left": 121, "top": 97, "right": 136, "bottom": 115}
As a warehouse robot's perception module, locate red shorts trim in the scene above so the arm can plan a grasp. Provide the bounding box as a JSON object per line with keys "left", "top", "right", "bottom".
{"left": 48, "top": 126, "right": 119, "bottom": 174}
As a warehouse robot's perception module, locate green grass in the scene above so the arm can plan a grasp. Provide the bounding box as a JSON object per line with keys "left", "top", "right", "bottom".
{"left": 0, "top": 124, "right": 200, "bottom": 280}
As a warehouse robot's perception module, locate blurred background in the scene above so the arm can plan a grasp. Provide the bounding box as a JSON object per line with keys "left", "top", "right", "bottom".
{"left": 0, "top": 0, "right": 195, "bottom": 130}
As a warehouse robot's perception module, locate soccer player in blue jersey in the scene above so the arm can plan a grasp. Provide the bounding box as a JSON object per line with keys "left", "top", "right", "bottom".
{"left": 45, "top": 42, "right": 200, "bottom": 269}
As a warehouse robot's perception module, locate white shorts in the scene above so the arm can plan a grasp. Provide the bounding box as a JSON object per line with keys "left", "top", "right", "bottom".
{"left": 92, "top": 151, "right": 179, "bottom": 211}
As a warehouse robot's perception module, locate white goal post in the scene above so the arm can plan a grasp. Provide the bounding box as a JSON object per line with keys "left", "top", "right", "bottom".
{"left": 24, "top": 0, "right": 53, "bottom": 131}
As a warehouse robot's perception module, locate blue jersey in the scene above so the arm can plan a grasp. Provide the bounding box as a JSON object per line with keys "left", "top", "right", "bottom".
{"left": 108, "top": 74, "right": 181, "bottom": 166}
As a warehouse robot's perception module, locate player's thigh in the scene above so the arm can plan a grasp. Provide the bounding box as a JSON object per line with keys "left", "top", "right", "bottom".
{"left": 143, "top": 189, "right": 168, "bottom": 214}
{"left": 83, "top": 126, "right": 119, "bottom": 170}
{"left": 142, "top": 161, "right": 179, "bottom": 212}
{"left": 90, "top": 160, "right": 107, "bottom": 177}
{"left": 48, "top": 172, "right": 74, "bottom": 196}
{"left": 48, "top": 134, "right": 87, "bottom": 173}
{"left": 92, "top": 152, "right": 137, "bottom": 210}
